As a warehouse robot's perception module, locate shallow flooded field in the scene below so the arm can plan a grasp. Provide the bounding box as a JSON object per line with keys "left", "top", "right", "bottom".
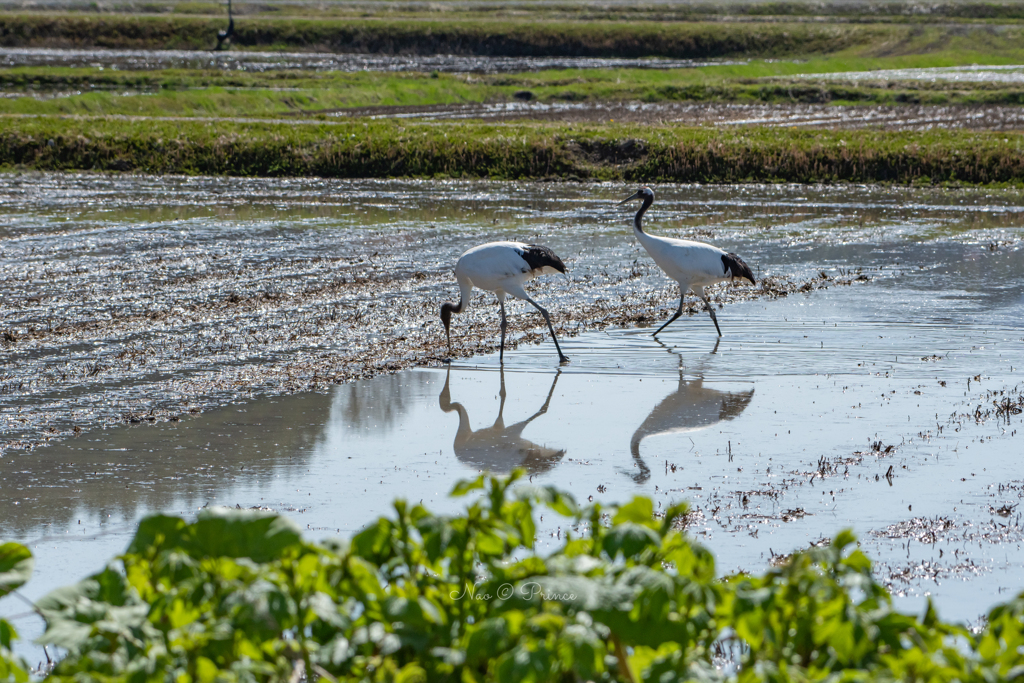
{"left": 0, "top": 46, "right": 734, "bottom": 73}
{"left": 335, "top": 100, "right": 1024, "bottom": 129}
{"left": 2, "top": 176, "right": 1024, "bottom": 664}
{"left": 802, "top": 64, "right": 1024, "bottom": 84}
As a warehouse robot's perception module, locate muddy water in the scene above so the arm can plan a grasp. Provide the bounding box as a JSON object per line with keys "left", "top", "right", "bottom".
{"left": 333, "top": 100, "right": 1024, "bottom": 129}
{"left": 3, "top": 177, "right": 1024, "bottom": 664}
{"left": 802, "top": 64, "right": 1024, "bottom": 84}
{"left": 0, "top": 47, "right": 736, "bottom": 73}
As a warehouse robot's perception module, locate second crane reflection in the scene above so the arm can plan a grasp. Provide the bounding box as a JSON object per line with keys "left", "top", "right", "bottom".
{"left": 439, "top": 365, "right": 565, "bottom": 474}
{"left": 627, "top": 341, "right": 754, "bottom": 483}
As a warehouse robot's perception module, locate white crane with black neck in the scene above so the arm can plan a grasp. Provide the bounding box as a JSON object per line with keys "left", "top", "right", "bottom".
{"left": 440, "top": 241, "right": 569, "bottom": 364}
{"left": 619, "top": 186, "right": 756, "bottom": 336}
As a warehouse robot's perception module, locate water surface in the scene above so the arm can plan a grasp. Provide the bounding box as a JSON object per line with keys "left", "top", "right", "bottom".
{"left": 0, "top": 47, "right": 739, "bottom": 73}
{"left": 2, "top": 177, "right": 1024, "bottom": 666}
{"left": 801, "top": 64, "right": 1024, "bottom": 84}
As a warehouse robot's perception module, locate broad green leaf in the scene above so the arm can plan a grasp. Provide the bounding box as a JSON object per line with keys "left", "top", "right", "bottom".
{"left": 126, "top": 515, "right": 188, "bottom": 556}
{"left": 0, "top": 543, "right": 33, "bottom": 598}
{"left": 832, "top": 529, "right": 857, "bottom": 551}
{"left": 351, "top": 517, "right": 393, "bottom": 560}
{"left": 36, "top": 568, "right": 146, "bottom": 652}
{"left": 429, "top": 646, "right": 465, "bottom": 667}
{"left": 317, "top": 635, "right": 351, "bottom": 666}
{"left": 601, "top": 523, "right": 660, "bottom": 559}
{"left": 514, "top": 485, "right": 578, "bottom": 517}
{"left": 395, "top": 663, "right": 428, "bottom": 683}
{"left": 346, "top": 556, "right": 385, "bottom": 599}
{"left": 495, "top": 643, "right": 552, "bottom": 683}
{"left": 612, "top": 497, "right": 656, "bottom": 527}
{"left": 450, "top": 475, "right": 486, "bottom": 497}
{"left": 35, "top": 617, "right": 94, "bottom": 652}
{"left": 190, "top": 507, "right": 304, "bottom": 563}
{"left": 195, "top": 656, "right": 218, "bottom": 683}
{"left": 466, "top": 618, "right": 509, "bottom": 661}
{"left": 0, "top": 618, "right": 17, "bottom": 651}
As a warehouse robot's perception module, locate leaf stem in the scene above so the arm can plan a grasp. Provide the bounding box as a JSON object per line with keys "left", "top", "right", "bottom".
{"left": 611, "top": 633, "right": 637, "bottom": 683}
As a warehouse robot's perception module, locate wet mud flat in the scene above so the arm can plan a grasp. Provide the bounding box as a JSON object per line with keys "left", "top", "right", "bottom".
{"left": 4, "top": 175, "right": 1024, "bottom": 454}
{"left": 0, "top": 175, "right": 908, "bottom": 454}
{"left": 334, "top": 100, "right": 1024, "bottom": 130}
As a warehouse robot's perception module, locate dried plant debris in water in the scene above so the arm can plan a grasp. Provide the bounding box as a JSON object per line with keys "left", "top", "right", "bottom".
{"left": 872, "top": 514, "right": 1024, "bottom": 545}
{"left": 877, "top": 558, "right": 988, "bottom": 595}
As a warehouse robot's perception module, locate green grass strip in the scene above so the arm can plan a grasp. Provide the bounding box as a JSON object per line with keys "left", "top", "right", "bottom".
{"left": 3, "top": 116, "right": 1024, "bottom": 185}
{"left": 0, "top": 13, "right": 919, "bottom": 56}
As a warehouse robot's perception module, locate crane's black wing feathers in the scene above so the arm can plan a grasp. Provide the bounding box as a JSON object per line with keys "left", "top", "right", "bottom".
{"left": 518, "top": 244, "right": 567, "bottom": 274}
{"left": 721, "top": 253, "right": 756, "bottom": 285}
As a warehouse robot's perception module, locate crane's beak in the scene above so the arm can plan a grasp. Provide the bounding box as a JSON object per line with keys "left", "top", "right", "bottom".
{"left": 618, "top": 190, "right": 644, "bottom": 205}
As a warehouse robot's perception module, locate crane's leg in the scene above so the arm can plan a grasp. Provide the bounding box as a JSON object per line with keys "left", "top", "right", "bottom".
{"left": 498, "top": 297, "right": 508, "bottom": 364}
{"left": 652, "top": 287, "right": 686, "bottom": 337}
{"left": 505, "top": 284, "right": 568, "bottom": 363}
{"left": 696, "top": 287, "right": 722, "bottom": 337}
{"left": 531, "top": 299, "right": 568, "bottom": 364}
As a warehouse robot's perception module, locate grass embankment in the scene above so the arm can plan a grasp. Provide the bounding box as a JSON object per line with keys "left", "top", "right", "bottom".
{"left": 4, "top": 117, "right": 1024, "bottom": 184}
{"left": 21, "top": 0, "right": 1024, "bottom": 22}
{"left": 0, "top": 13, "right": 946, "bottom": 55}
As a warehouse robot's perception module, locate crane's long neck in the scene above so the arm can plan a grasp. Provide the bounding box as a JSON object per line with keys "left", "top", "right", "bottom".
{"left": 441, "top": 276, "right": 473, "bottom": 347}
{"left": 452, "top": 277, "right": 472, "bottom": 314}
{"left": 443, "top": 278, "right": 472, "bottom": 316}
{"left": 632, "top": 195, "right": 662, "bottom": 256}
{"left": 633, "top": 195, "right": 654, "bottom": 235}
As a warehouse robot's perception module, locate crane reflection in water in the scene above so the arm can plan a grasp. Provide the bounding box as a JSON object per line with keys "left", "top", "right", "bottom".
{"left": 626, "top": 340, "right": 754, "bottom": 483}
{"left": 439, "top": 365, "right": 565, "bottom": 473}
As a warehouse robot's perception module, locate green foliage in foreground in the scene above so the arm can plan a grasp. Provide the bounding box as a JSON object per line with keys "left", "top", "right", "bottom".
{"left": 0, "top": 473, "right": 1023, "bottom": 681}
{"left": 0, "top": 542, "right": 32, "bottom": 682}
{"left": 5, "top": 116, "right": 1024, "bottom": 185}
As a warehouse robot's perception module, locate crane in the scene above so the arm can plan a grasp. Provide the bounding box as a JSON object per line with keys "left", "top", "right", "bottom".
{"left": 619, "top": 187, "right": 756, "bottom": 336}
{"left": 215, "top": 0, "right": 234, "bottom": 51}
{"left": 440, "top": 241, "right": 569, "bottom": 364}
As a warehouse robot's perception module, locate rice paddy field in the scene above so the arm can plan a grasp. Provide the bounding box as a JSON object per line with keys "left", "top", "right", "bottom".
{"left": 3, "top": 2, "right": 1024, "bottom": 677}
